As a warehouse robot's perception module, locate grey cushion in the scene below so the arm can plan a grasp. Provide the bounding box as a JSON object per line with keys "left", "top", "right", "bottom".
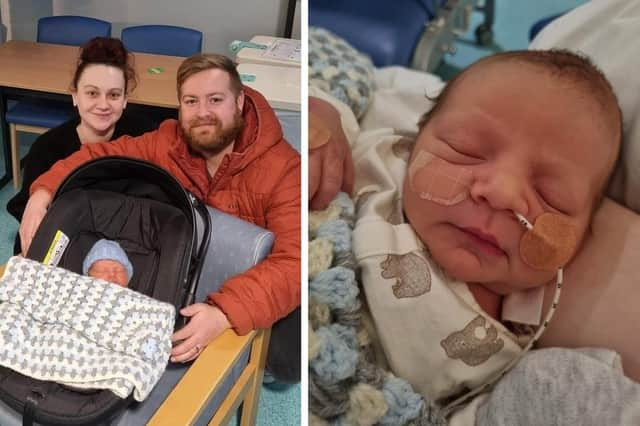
{"left": 195, "top": 206, "right": 274, "bottom": 300}
{"left": 276, "top": 109, "right": 301, "bottom": 153}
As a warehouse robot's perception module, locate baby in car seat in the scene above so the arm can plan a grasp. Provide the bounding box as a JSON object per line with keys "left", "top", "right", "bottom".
{"left": 82, "top": 239, "right": 134, "bottom": 287}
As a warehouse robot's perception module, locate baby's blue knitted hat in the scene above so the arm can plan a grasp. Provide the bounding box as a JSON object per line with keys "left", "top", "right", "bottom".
{"left": 82, "top": 239, "right": 134, "bottom": 281}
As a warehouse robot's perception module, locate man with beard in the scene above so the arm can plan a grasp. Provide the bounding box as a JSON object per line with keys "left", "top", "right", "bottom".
{"left": 19, "top": 54, "right": 301, "bottom": 383}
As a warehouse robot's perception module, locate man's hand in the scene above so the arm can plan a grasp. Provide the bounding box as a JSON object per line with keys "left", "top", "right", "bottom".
{"left": 309, "top": 97, "right": 354, "bottom": 210}
{"left": 19, "top": 189, "right": 52, "bottom": 254}
{"left": 170, "top": 303, "right": 231, "bottom": 363}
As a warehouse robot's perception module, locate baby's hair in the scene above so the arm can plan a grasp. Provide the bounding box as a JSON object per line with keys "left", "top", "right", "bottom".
{"left": 71, "top": 37, "right": 137, "bottom": 93}
{"left": 419, "top": 50, "right": 621, "bottom": 135}
{"left": 418, "top": 49, "right": 623, "bottom": 214}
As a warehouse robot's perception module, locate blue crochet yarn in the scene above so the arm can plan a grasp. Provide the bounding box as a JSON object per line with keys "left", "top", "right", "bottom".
{"left": 332, "top": 415, "right": 351, "bottom": 426}
{"left": 330, "top": 323, "right": 359, "bottom": 351}
{"left": 311, "top": 324, "right": 359, "bottom": 384}
{"left": 310, "top": 266, "right": 359, "bottom": 311}
{"left": 379, "top": 376, "right": 425, "bottom": 425}
{"left": 332, "top": 192, "right": 355, "bottom": 218}
{"left": 316, "top": 219, "right": 352, "bottom": 254}
{"left": 310, "top": 193, "right": 441, "bottom": 425}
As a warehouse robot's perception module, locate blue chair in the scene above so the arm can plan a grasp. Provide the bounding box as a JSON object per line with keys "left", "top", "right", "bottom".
{"left": 121, "top": 25, "right": 202, "bottom": 127}
{"left": 37, "top": 15, "right": 111, "bottom": 46}
{"left": 6, "top": 15, "right": 111, "bottom": 188}
{"left": 529, "top": 12, "right": 567, "bottom": 42}
{"left": 309, "top": 0, "right": 443, "bottom": 67}
{"left": 309, "top": 0, "right": 495, "bottom": 70}
{"left": 121, "top": 25, "right": 202, "bottom": 57}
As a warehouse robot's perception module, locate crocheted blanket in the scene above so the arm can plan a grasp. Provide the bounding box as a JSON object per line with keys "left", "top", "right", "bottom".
{"left": 0, "top": 256, "right": 175, "bottom": 401}
{"left": 309, "top": 194, "right": 446, "bottom": 426}
{"left": 309, "top": 26, "right": 376, "bottom": 120}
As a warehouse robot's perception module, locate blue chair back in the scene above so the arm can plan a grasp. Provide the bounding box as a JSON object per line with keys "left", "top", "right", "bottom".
{"left": 121, "top": 25, "right": 202, "bottom": 57}
{"left": 529, "top": 12, "right": 566, "bottom": 42}
{"left": 309, "top": 0, "right": 440, "bottom": 66}
{"left": 37, "top": 15, "right": 111, "bottom": 46}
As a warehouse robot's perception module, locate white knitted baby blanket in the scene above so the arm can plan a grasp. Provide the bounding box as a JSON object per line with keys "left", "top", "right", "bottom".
{"left": 0, "top": 256, "right": 175, "bottom": 401}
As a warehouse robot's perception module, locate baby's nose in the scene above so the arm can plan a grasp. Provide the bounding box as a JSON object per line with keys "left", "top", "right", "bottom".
{"left": 469, "top": 172, "right": 530, "bottom": 215}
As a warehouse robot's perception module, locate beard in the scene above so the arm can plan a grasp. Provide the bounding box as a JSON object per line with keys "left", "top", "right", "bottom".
{"left": 181, "top": 109, "right": 245, "bottom": 157}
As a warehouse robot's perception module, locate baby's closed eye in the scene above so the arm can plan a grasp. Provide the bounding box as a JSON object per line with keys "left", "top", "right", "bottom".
{"left": 534, "top": 187, "right": 560, "bottom": 212}
{"left": 437, "top": 139, "right": 484, "bottom": 164}
{"left": 533, "top": 178, "right": 577, "bottom": 215}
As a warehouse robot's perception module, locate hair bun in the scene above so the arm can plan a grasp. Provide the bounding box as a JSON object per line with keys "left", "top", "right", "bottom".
{"left": 72, "top": 36, "right": 137, "bottom": 93}
{"left": 80, "top": 37, "right": 128, "bottom": 66}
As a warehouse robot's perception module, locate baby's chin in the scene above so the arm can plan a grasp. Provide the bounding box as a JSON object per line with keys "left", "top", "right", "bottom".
{"left": 429, "top": 247, "right": 487, "bottom": 280}
{"left": 431, "top": 247, "right": 552, "bottom": 294}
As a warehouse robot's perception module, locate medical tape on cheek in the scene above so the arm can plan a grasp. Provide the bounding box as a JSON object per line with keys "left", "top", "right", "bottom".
{"left": 407, "top": 150, "right": 473, "bottom": 206}
{"left": 517, "top": 212, "right": 578, "bottom": 271}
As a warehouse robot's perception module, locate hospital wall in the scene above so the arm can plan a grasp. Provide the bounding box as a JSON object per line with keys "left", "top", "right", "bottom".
{"left": 2, "top": 0, "right": 300, "bottom": 54}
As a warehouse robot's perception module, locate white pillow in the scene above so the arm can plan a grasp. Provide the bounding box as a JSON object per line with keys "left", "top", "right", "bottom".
{"left": 359, "top": 66, "right": 444, "bottom": 135}
{"left": 530, "top": 0, "right": 640, "bottom": 213}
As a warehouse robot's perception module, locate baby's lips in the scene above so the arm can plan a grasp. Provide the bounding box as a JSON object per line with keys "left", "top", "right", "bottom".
{"left": 520, "top": 212, "right": 578, "bottom": 271}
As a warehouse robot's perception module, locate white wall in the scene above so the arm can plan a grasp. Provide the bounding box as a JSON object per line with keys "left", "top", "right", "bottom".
{"left": 291, "top": 0, "right": 301, "bottom": 39}
{"left": 3, "top": 0, "right": 52, "bottom": 41}
{"left": 51, "top": 0, "right": 301, "bottom": 54}
{"left": 0, "top": 0, "right": 7, "bottom": 41}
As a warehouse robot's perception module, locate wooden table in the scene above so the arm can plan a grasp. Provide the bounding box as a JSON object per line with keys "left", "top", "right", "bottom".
{"left": 0, "top": 40, "right": 184, "bottom": 186}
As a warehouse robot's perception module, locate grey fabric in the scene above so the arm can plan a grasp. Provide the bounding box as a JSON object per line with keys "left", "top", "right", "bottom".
{"left": 195, "top": 206, "right": 274, "bottom": 300}
{"left": 476, "top": 347, "right": 640, "bottom": 426}
{"left": 276, "top": 109, "right": 301, "bottom": 153}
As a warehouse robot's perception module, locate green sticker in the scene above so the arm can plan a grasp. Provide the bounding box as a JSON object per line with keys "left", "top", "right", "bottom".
{"left": 229, "top": 40, "right": 268, "bottom": 53}
{"left": 148, "top": 67, "right": 164, "bottom": 74}
{"left": 240, "top": 73, "right": 256, "bottom": 83}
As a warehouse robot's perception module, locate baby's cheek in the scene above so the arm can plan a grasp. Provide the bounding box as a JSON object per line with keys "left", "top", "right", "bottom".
{"left": 407, "top": 150, "right": 473, "bottom": 206}
{"left": 89, "top": 271, "right": 107, "bottom": 281}
{"left": 113, "top": 277, "right": 129, "bottom": 288}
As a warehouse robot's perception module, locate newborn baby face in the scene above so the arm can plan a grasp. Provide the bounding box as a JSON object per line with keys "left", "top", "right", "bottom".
{"left": 403, "top": 61, "right": 619, "bottom": 293}
{"left": 88, "top": 259, "right": 129, "bottom": 287}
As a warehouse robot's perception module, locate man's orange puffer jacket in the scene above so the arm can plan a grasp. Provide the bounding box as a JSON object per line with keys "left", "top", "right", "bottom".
{"left": 31, "top": 86, "right": 301, "bottom": 335}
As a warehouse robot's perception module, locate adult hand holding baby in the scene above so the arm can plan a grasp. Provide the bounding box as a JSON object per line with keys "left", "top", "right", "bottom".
{"left": 170, "top": 303, "right": 231, "bottom": 363}
{"left": 19, "top": 188, "right": 52, "bottom": 254}
{"left": 308, "top": 97, "right": 354, "bottom": 210}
